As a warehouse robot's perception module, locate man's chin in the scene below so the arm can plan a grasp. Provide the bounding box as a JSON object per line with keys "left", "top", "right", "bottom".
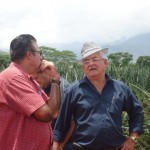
{"left": 88, "top": 73, "right": 98, "bottom": 77}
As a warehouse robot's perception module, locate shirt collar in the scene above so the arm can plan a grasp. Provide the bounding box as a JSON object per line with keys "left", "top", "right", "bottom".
{"left": 79, "top": 74, "right": 112, "bottom": 86}
{"left": 10, "top": 62, "right": 31, "bottom": 79}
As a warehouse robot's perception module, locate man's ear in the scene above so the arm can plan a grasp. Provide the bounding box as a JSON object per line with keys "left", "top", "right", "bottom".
{"left": 104, "top": 59, "right": 109, "bottom": 67}
{"left": 25, "top": 51, "right": 33, "bottom": 60}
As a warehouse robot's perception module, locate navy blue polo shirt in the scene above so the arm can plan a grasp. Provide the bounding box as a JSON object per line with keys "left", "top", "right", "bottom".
{"left": 53, "top": 75, "right": 144, "bottom": 150}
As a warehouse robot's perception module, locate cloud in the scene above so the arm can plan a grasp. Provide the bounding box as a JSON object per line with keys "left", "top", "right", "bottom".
{"left": 0, "top": 0, "right": 150, "bottom": 50}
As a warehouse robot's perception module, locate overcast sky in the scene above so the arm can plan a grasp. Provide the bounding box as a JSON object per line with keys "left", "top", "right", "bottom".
{"left": 0, "top": 0, "right": 150, "bottom": 51}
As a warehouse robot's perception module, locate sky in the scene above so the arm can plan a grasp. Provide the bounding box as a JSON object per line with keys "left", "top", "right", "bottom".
{"left": 0, "top": 0, "right": 150, "bottom": 51}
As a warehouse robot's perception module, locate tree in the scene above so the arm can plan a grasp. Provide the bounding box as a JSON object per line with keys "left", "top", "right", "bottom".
{"left": 40, "top": 46, "right": 60, "bottom": 62}
{"left": 0, "top": 54, "right": 10, "bottom": 72}
{"left": 40, "top": 46, "right": 77, "bottom": 63}
{"left": 108, "top": 52, "right": 133, "bottom": 67}
{"left": 136, "top": 56, "right": 150, "bottom": 67}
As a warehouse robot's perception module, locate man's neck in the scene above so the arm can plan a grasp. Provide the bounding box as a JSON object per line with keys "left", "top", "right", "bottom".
{"left": 14, "top": 60, "right": 34, "bottom": 74}
{"left": 87, "top": 74, "right": 106, "bottom": 94}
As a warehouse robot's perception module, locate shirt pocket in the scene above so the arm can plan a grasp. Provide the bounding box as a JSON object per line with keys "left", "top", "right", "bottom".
{"left": 108, "top": 97, "right": 123, "bottom": 114}
{"left": 76, "top": 95, "right": 99, "bottom": 112}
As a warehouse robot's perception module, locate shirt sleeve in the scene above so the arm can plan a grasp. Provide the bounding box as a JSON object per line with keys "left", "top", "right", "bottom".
{"left": 5, "top": 75, "right": 46, "bottom": 117}
{"left": 53, "top": 88, "right": 73, "bottom": 142}
{"left": 122, "top": 83, "right": 144, "bottom": 134}
{"left": 60, "top": 77, "right": 70, "bottom": 101}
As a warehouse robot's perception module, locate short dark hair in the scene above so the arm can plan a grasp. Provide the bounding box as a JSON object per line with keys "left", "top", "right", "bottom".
{"left": 10, "top": 34, "right": 37, "bottom": 61}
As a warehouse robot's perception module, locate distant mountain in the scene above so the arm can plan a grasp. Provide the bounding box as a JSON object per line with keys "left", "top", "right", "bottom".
{"left": 104, "top": 33, "right": 150, "bottom": 60}
{"left": 45, "top": 33, "right": 150, "bottom": 61}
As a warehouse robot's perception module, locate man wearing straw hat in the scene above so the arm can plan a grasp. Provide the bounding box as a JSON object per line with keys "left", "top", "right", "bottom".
{"left": 52, "top": 42, "right": 144, "bottom": 150}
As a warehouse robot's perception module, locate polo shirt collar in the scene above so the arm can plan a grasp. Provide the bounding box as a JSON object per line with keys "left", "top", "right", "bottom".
{"left": 10, "top": 62, "right": 30, "bottom": 79}
{"left": 79, "top": 74, "right": 112, "bottom": 86}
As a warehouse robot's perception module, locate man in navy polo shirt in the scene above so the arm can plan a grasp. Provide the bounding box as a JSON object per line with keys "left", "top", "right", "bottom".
{"left": 52, "top": 42, "right": 144, "bottom": 150}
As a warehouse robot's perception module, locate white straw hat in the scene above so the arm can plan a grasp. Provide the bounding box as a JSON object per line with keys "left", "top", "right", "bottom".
{"left": 81, "top": 42, "right": 108, "bottom": 59}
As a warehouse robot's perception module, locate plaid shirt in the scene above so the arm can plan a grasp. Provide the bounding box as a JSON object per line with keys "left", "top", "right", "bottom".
{"left": 0, "top": 62, "right": 52, "bottom": 150}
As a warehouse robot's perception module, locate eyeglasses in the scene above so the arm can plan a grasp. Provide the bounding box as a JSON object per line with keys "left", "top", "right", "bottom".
{"left": 82, "top": 58, "right": 103, "bottom": 65}
{"left": 32, "top": 50, "right": 43, "bottom": 56}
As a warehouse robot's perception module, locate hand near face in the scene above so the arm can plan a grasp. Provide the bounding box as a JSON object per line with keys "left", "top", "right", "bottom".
{"left": 40, "top": 60, "right": 60, "bottom": 80}
{"left": 40, "top": 60, "right": 55, "bottom": 70}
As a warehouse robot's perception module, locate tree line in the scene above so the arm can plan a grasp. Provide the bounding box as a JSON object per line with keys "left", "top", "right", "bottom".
{"left": 0, "top": 46, "right": 150, "bottom": 71}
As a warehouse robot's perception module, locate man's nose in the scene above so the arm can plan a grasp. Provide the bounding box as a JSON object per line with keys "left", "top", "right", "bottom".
{"left": 89, "top": 59, "right": 95, "bottom": 64}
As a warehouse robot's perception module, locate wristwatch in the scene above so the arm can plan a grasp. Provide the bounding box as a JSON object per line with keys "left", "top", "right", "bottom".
{"left": 129, "top": 136, "right": 138, "bottom": 144}
{"left": 51, "top": 79, "right": 61, "bottom": 85}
